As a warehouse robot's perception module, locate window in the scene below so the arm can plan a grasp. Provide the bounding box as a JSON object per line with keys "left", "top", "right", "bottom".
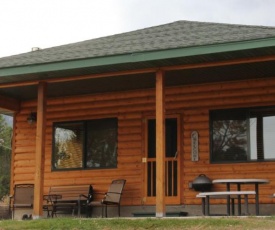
{"left": 53, "top": 118, "right": 118, "bottom": 170}
{"left": 210, "top": 106, "right": 275, "bottom": 163}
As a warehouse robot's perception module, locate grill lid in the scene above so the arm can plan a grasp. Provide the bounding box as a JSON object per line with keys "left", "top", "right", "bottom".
{"left": 193, "top": 174, "right": 212, "bottom": 185}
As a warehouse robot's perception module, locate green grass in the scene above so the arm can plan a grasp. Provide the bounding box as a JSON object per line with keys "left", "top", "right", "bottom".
{"left": 0, "top": 217, "right": 275, "bottom": 230}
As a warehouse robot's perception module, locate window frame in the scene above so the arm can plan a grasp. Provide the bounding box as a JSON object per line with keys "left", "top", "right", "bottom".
{"left": 210, "top": 106, "right": 275, "bottom": 164}
{"left": 52, "top": 117, "right": 118, "bottom": 171}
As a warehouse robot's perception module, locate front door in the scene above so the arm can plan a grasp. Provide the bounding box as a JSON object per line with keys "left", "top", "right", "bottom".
{"left": 144, "top": 116, "right": 180, "bottom": 204}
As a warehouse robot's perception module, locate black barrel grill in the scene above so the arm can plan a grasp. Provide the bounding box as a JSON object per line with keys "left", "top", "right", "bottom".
{"left": 191, "top": 174, "right": 212, "bottom": 192}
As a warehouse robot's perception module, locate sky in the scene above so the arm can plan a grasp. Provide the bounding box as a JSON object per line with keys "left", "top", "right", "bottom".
{"left": 1, "top": 0, "right": 275, "bottom": 58}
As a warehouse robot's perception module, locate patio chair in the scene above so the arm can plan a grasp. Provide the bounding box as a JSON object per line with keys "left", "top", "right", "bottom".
{"left": 10, "top": 184, "right": 34, "bottom": 219}
{"left": 88, "top": 179, "right": 126, "bottom": 217}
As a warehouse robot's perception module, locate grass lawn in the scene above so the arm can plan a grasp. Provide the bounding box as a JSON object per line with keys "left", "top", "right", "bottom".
{"left": 0, "top": 217, "right": 275, "bottom": 230}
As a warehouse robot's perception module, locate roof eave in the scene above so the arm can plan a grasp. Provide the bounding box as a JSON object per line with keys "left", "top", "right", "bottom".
{"left": 1, "top": 37, "right": 275, "bottom": 78}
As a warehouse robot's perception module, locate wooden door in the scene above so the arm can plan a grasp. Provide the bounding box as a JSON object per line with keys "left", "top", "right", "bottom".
{"left": 143, "top": 116, "right": 180, "bottom": 204}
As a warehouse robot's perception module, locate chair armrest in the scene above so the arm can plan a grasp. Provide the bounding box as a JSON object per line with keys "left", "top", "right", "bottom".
{"left": 79, "top": 194, "right": 88, "bottom": 200}
{"left": 78, "top": 194, "right": 88, "bottom": 202}
{"left": 106, "top": 192, "right": 121, "bottom": 195}
{"left": 43, "top": 194, "right": 62, "bottom": 203}
{"left": 93, "top": 192, "right": 106, "bottom": 195}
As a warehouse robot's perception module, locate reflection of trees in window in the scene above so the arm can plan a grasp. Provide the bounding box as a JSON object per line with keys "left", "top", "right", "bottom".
{"left": 86, "top": 119, "right": 117, "bottom": 168}
{"left": 55, "top": 127, "right": 76, "bottom": 157}
{"left": 211, "top": 107, "right": 275, "bottom": 163}
{"left": 53, "top": 123, "right": 83, "bottom": 169}
{"left": 212, "top": 119, "right": 248, "bottom": 161}
{"left": 53, "top": 118, "right": 117, "bottom": 170}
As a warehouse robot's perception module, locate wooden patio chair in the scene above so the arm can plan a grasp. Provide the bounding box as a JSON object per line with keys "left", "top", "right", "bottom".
{"left": 88, "top": 179, "right": 126, "bottom": 217}
{"left": 10, "top": 184, "right": 34, "bottom": 219}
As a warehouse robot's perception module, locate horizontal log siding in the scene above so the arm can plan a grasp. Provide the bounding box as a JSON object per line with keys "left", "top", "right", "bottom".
{"left": 167, "top": 77, "right": 275, "bottom": 205}
{"left": 14, "top": 89, "right": 153, "bottom": 206}
{"left": 12, "top": 77, "right": 275, "bottom": 207}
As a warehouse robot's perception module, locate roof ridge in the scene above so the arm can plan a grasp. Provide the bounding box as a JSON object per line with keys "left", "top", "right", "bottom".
{"left": 34, "top": 20, "right": 275, "bottom": 52}
{"left": 176, "top": 19, "right": 275, "bottom": 29}
{"left": 31, "top": 20, "right": 275, "bottom": 50}
{"left": 4, "top": 20, "right": 275, "bottom": 56}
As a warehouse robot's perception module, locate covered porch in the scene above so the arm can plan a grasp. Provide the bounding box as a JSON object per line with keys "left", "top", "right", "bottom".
{"left": 1, "top": 21, "right": 275, "bottom": 218}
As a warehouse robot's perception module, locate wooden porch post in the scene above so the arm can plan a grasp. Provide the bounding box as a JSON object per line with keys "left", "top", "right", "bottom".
{"left": 155, "top": 70, "right": 166, "bottom": 217}
{"left": 33, "top": 82, "right": 47, "bottom": 218}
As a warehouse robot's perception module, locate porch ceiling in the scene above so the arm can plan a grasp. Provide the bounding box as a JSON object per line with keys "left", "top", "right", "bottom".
{"left": 1, "top": 47, "right": 275, "bottom": 103}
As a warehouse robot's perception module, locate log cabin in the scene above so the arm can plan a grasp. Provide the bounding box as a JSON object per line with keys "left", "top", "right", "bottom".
{"left": 1, "top": 20, "right": 275, "bottom": 218}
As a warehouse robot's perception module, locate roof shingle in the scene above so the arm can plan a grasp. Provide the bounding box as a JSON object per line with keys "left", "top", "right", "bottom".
{"left": 1, "top": 20, "right": 275, "bottom": 68}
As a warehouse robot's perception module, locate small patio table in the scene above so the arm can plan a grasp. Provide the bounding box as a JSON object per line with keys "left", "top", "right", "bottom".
{"left": 212, "top": 179, "right": 269, "bottom": 216}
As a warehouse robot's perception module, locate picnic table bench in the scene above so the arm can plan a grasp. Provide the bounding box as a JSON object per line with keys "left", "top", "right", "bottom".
{"left": 43, "top": 184, "right": 93, "bottom": 217}
{"left": 196, "top": 191, "right": 256, "bottom": 216}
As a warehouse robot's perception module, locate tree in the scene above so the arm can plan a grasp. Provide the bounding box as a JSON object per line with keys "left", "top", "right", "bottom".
{"left": 0, "top": 115, "right": 12, "bottom": 199}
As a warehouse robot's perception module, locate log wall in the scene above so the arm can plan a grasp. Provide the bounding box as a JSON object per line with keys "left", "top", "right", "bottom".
{"left": 12, "top": 76, "right": 275, "bottom": 206}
